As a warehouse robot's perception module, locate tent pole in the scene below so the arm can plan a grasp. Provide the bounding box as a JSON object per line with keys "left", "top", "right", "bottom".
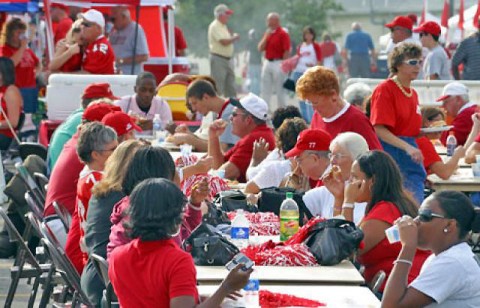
{"left": 131, "top": 4, "right": 140, "bottom": 75}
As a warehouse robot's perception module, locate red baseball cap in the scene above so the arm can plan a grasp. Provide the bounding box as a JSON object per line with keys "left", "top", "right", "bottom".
{"left": 413, "top": 21, "right": 441, "bottom": 37}
{"left": 385, "top": 16, "right": 413, "bottom": 30}
{"left": 102, "top": 111, "right": 142, "bottom": 136}
{"left": 82, "top": 103, "right": 121, "bottom": 122}
{"left": 82, "top": 83, "right": 119, "bottom": 100}
{"left": 285, "top": 129, "right": 332, "bottom": 158}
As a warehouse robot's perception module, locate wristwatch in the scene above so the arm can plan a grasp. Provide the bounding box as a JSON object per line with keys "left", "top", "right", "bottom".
{"left": 118, "top": 58, "right": 124, "bottom": 64}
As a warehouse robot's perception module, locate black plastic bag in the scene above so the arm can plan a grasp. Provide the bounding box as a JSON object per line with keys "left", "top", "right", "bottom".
{"left": 213, "top": 190, "right": 258, "bottom": 213}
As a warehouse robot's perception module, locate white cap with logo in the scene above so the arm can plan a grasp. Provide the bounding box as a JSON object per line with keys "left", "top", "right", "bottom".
{"left": 79, "top": 9, "right": 105, "bottom": 29}
{"left": 436, "top": 82, "right": 469, "bottom": 102}
{"left": 232, "top": 93, "right": 269, "bottom": 121}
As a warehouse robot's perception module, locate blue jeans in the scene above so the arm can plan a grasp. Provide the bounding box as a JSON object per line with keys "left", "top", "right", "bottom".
{"left": 292, "top": 71, "right": 313, "bottom": 124}
{"left": 381, "top": 137, "right": 427, "bottom": 204}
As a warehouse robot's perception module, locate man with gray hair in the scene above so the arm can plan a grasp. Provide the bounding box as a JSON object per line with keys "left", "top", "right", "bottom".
{"left": 208, "top": 3, "right": 239, "bottom": 97}
{"left": 343, "top": 82, "right": 371, "bottom": 112}
{"left": 343, "top": 22, "right": 376, "bottom": 78}
{"left": 79, "top": 9, "right": 115, "bottom": 74}
{"left": 436, "top": 82, "right": 478, "bottom": 146}
{"left": 109, "top": 6, "right": 149, "bottom": 74}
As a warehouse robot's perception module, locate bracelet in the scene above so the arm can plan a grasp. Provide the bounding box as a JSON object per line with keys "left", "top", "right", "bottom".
{"left": 342, "top": 202, "right": 355, "bottom": 209}
{"left": 393, "top": 259, "right": 413, "bottom": 266}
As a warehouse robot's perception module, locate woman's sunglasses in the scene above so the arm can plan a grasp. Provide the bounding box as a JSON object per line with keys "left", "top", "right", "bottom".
{"left": 403, "top": 59, "right": 423, "bottom": 66}
{"left": 417, "top": 209, "right": 447, "bottom": 222}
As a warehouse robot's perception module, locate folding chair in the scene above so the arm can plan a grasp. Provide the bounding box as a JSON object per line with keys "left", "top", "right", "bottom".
{"left": 0, "top": 207, "right": 45, "bottom": 308}
{"left": 90, "top": 254, "right": 119, "bottom": 308}
{"left": 19, "top": 142, "right": 48, "bottom": 162}
{"left": 33, "top": 172, "right": 49, "bottom": 198}
{"left": 40, "top": 223, "right": 93, "bottom": 307}
{"left": 53, "top": 201, "right": 71, "bottom": 233}
{"left": 16, "top": 162, "right": 45, "bottom": 205}
{"left": 368, "top": 270, "right": 386, "bottom": 294}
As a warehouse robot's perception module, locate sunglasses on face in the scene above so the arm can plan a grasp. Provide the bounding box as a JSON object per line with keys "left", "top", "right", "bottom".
{"left": 417, "top": 209, "right": 447, "bottom": 222}
{"left": 403, "top": 59, "right": 423, "bottom": 66}
{"left": 231, "top": 111, "right": 247, "bottom": 118}
{"left": 419, "top": 32, "right": 430, "bottom": 37}
{"left": 81, "top": 22, "right": 94, "bottom": 28}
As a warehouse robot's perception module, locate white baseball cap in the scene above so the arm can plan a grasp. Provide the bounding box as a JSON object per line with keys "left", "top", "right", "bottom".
{"left": 436, "top": 82, "right": 469, "bottom": 102}
{"left": 80, "top": 9, "right": 105, "bottom": 29}
{"left": 231, "top": 93, "right": 269, "bottom": 121}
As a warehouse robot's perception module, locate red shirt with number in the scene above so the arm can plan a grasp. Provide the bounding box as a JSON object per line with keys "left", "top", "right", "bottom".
{"left": 109, "top": 238, "right": 199, "bottom": 308}
{"left": 370, "top": 79, "right": 422, "bottom": 137}
{"left": 77, "top": 167, "right": 103, "bottom": 263}
{"left": 416, "top": 137, "right": 442, "bottom": 174}
{"left": 264, "top": 27, "right": 291, "bottom": 60}
{"left": 224, "top": 124, "right": 275, "bottom": 182}
{"left": 82, "top": 35, "right": 115, "bottom": 74}
{"left": 0, "top": 45, "right": 39, "bottom": 88}
{"left": 310, "top": 104, "right": 382, "bottom": 150}
{"left": 357, "top": 201, "right": 430, "bottom": 292}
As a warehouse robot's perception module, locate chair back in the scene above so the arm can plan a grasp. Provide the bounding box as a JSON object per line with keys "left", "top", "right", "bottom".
{"left": 19, "top": 143, "right": 48, "bottom": 162}
{"left": 0, "top": 208, "right": 41, "bottom": 270}
{"left": 16, "top": 162, "right": 45, "bottom": 205}
{"left": 53, "top": 201, "right": 71, "bottom": 233}
{"left": 26, "top": 212, "right": 43, "bottom": 239}
{"left": 33, "top": 172, "right": 49, "bottom": 197}
{"left": 157, "top": 82, "right": 189, "bottom": 120}
{"left": 90, "top": 253, "right": 110, "bottom": 287}
{"left": 25, "top": 191, "right": 44, "bottom": 221}
{"left": 40, "top": 223, "right": 93, "bottom": 306}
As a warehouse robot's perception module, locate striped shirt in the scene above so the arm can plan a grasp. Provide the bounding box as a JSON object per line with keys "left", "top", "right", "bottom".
{"left": 452, "top": 33, "right": 480, "bottom": 80}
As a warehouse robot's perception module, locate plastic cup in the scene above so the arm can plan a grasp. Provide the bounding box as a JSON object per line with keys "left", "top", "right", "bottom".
{"left": 385, "top": 225, "right": 400, "bottom": 244}
{"left": 472, "top": 163, "right": 480, "bottom": 179}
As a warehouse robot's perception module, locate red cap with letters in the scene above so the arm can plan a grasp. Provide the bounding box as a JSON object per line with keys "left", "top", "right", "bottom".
{"left": 102, "top": 111, "right": 142, "bottom": 136}
{"left": 285, "top": 129, "right": 332, "bottom": 158}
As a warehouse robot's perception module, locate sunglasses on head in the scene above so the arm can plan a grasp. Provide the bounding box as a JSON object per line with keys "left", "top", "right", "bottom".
{"left": 417, "top": 209, "right": 447, "bottom": 222}
{"left": 403, "top": 59, "right": 423, "bottom": 66}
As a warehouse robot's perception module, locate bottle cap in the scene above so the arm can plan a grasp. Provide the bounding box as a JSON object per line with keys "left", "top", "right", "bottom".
{"left": 286, "top": 192, "right": 293, "bottom": 199}
{"left": 449, "top": 131, "right": 454, "bottom": 136}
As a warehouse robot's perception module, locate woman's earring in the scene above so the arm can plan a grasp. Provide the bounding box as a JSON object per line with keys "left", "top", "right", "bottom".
{"left": 443, "top": 228, "right": 448, "bottom": 233}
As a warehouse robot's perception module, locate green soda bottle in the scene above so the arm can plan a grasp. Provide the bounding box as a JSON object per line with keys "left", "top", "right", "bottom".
{"left": 279, "top": 192, "right": 299, "bottom": 241}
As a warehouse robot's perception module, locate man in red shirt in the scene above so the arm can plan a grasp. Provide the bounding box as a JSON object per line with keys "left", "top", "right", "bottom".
{"left": 51, "top": 3, "right": 73, "bottom": 44}
{"left": 285, "top": 129, "right": 332, "bottom": 187}
{"left": 437, "top": 82, "right": 478, "bottom": 146}
{"left": 258, "top": 12, "right": 291, "bottom": 110}
{"left": 79, "top": 9, "right": 115, "bottom": 74}
{"left": 162, "top": 6, "right": 187, "bottom": 56}
{"left": 296, "top": 66, "right": 382, "bottom": 151}
{"left": 208, "top": 93, "right": 275, "bottom": 182}
{"left": 43, "top": 103, "right": 120, "bottom": 248}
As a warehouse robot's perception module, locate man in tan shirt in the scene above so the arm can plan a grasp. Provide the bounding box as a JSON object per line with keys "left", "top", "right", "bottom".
{"left": 208, "top": 4, "right": 239, "bottom": 98}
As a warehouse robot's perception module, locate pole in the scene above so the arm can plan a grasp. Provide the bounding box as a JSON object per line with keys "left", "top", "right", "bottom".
{"left": 131, "top": 5, "right": 140, "bottom": 75}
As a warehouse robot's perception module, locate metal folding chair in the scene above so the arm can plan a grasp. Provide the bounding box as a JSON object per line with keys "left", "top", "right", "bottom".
{"left": 53, "top": 201, "right": 71, "bottom": 233}
{"left": 0, "top": 208, "right": 45, "bottom": 308}
{"left": 40, "top": 223, "right": 93, "bottom": 307}
{"left": 33, "top": 172, "right": 49, "bottom": 198}
{"left": 90, "top": 254, "right": 119, "bottom": 308}
{"left": 15, "top": 162, "right": 45, "bottom": 206}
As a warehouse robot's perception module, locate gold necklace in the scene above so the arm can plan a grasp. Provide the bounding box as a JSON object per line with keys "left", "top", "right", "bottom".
{"left": 392, "top": 76, "right": 413, "bottom": 98}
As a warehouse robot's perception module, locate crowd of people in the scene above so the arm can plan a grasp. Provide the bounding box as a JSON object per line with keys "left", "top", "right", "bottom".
{"left": 1, "top": 3, "right": 480, "bottom": 307}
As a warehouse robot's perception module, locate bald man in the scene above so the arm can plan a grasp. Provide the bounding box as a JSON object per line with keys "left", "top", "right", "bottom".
{"left": 343, "top": 22, "right": 375, "bottom": 78}
{"left": 109, "top": 6, "right": 149, "bottom": 74}
{"left": 258, "top": 12, "right": 291, "bottom": 111}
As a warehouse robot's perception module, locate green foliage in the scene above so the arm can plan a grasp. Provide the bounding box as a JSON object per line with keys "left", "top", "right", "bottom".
{"left": 175, "top": 0, "right": 343, "bottom": 57}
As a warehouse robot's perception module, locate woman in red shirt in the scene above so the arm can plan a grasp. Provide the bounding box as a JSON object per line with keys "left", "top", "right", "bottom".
{"left": 337, "top": 150, "right": 430, "bottom": 295}
{"left": 0, "top": 57, "right": 22, "bottom": 150}
{"left": 109, "top": 178, "right": 252, "bottom": 308}
{"left": 370, "top": 43, "right": 426, "bottom": 204}
{"left": 0, "top": 18, "right": 39, "bottom": 114}
{"left": 48, "top": 19, "right": 83, "bottom": 72}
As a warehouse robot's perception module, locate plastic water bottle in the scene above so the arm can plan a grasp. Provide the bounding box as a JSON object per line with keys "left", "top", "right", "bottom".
{"left": 231, "top": 209, "right": 249, "bottom": 249}
{"left": 152, "top": 114, "right": 163, "bottom": 141}
{"left": 280, "top": 192, "right": 299, "bottom": 241}
{"left": 446, "top": 131, "right": 457, "bottom": 157}
{"left": 243, "top": 270, "right": 260, "bottom": 307}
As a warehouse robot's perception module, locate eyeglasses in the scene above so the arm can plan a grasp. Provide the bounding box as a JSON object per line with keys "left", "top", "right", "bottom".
{"left": 328, "top": 153, "right": 350, "bottom": 160}
{"left": 81, "top": 22, "right": 93, "bottom": 28}
{"left": 403, "top": 59, "right": 423, "bottom": 66}
{"left": 417, "top": 209, "right": 447, "bottom": 222}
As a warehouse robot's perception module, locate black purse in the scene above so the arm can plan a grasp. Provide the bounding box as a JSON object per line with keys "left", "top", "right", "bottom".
{"left": 183, "top": 222, "right": 239, "bottom": 266}
{"left": 202, "top": 202, "right": 231, "bottom": 226}
{"left": 213, "top": 190, "right": 258, "bottom": 213}
{"left": 257, "top": 187, "right": 312, "bottom": 226}
{"left": 305, "top": 219, "right": 364, "bottom": 266}
{"left": 282, "top": 76, "right": 296, "bottom": 92}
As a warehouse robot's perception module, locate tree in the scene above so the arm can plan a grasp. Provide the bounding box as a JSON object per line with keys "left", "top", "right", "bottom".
{"left": 176, "top": 0, "right": 342, "bottom": 57}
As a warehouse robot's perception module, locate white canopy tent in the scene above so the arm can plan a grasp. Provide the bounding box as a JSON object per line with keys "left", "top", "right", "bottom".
{"left": 447, "top": 4, "right": 478, "bottom": 43}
